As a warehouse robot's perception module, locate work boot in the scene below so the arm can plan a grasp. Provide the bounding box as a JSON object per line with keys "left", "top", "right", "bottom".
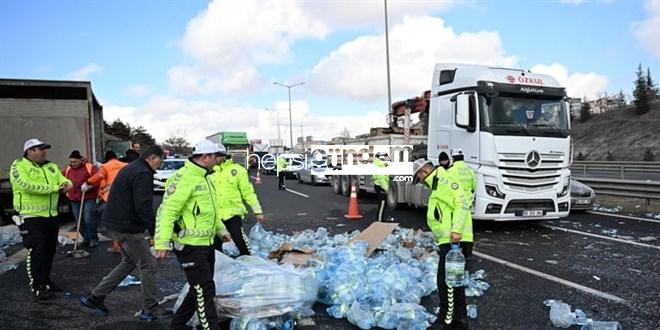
{"left": 136, "top": 306, "right": 173, "bottom": 321}
{"left": 80, "top": 295, "right": 109, "bottom": 315}
{"left": 33, "top": 285, "right": 54, "bottom": 300}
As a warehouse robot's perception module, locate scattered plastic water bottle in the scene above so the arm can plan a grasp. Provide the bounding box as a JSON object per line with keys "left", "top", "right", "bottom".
{"left": 118, "top": 274, "right": 141, "bottom": 287}
{"left": 445, "top": 244, "right": 465, "bottom": 287}
{"left": 467, "top": 304, "right": 477, "bottom": 319}
{"left": 544, "top": 299, "right": 575, "bottom": 328}
{"left": 581, "top": 320, "right": 622, "bottom": 330}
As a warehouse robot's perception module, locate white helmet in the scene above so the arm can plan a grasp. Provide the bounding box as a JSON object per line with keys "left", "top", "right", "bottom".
{"left": 192, "top": 140, "right": 221, "bottom": 155}
{"left": 450, "top": 148, "right": 464, "bottom": 157}
{"left": 216, "top": 143, "right": 227, "bottom": 154}
{"left": 412, "top": 158, "right": 433, "bottom": 184}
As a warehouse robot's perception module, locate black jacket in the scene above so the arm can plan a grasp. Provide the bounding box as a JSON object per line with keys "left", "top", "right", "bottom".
{"left": 102, "top": 158, "right": 156, "bottom": 235}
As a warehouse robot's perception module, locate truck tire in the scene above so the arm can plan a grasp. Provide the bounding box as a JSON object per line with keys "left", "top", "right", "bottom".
{"left": 332, "top": 176, "right": 342, "bottom": 195}
{"left": 341, "top": 176, "right": 350, "bottom": 197}
{"left": 387, "top": 184, "right": 399, "bottom": 210}
{"left": 311, "top": 176, "right": 316, "bottom": 186}
{"left": 297, "top": 173, "right": 303, "bottom": 183}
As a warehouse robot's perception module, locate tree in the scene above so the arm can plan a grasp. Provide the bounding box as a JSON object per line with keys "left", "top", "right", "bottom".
{"left": 580, "top": 101, "right": 591, "bottom": 122}
{"left": 643, "top": 149, "right": 655, "bottom": 161}
{"left": 130, "top": 126, "right": 156, "bottom": 147}
{"left": 164, "top": 136, "right": 191, "bottom": 155}
{"left": 615, "top": 90, "right": 627, "bottom": 107}
{"left": 104, "top": 119, "right": 132, "bottom": 140}
{"left": 633, "top": 63, "right": 651, "bottom": 115}
{"left": 647, "top": 68, "right": 659, "bottom": 100}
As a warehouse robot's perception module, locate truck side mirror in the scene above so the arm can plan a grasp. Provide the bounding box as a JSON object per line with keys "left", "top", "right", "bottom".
{"left": 455, "top": 94, "right": 470, "bottom": 128}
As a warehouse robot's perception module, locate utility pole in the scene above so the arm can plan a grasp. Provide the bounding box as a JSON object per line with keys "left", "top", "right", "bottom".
{"left": 273, "top": 81, "right": 304, "bottom": 151}
{"left": 300, "top": 122, "right": 304, "bottom": 153}
{"left": 384, "top": 0, "right": 393, "bottom": 126}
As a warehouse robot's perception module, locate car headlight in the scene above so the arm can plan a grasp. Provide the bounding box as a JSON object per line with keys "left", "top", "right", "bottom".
{"left": 485, "top": 184, "right": 505, "bottom": 199}
{"left": 558, "top": 183, "right": 569, "bottom": 197}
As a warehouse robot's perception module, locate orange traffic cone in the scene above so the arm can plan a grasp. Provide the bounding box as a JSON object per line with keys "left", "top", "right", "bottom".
{"left": 107, "top": 240, "right": 121, "bottom": 253}
{"left": 344, "top": 183, "right": 363, "bottom": 220}
{"left": 255, "top": 171, "right": 262, "bottom": 185}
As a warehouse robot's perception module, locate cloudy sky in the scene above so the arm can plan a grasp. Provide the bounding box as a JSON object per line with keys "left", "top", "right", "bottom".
{"left": 1, "top": 0, "right": 658, "bottom": 146}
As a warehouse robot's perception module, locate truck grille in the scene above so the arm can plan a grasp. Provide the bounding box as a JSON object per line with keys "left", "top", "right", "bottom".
{"left": 498, "top": 152, "right": 563, "bottom": 192}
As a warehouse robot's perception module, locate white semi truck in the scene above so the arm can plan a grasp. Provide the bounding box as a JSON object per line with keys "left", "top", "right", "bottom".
{"left": 331, "top": 63, "right": 572, "bottom": 221}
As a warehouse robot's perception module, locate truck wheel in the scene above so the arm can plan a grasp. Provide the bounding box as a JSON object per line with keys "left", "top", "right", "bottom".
{"left": 298, "top": 174, "right": 303, "bottom": 183}
{"left": 387, "top": 184, "right": 399, "bottom": 210}
{"left": 332, "top": 176, "right": 342, "bottom": 194}
{"left": 341, "top": 176, "right": 350, "bottom": 197}
{"left": 311, "top": 176, "right": 316, "bottom": 186}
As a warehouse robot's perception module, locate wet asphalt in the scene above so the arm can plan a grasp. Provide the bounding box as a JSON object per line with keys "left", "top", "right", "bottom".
{"left": 0, "top": 172, "right": 658, "bottom": 329}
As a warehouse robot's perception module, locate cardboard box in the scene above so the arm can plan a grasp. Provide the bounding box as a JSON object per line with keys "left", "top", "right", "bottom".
{"left": 349, "top": 222, "right": 399, "bottom": 257}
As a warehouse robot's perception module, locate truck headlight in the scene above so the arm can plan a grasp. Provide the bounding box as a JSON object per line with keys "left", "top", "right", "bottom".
{"left": 557, "top": 183, "right": 569, "bottom": 197}
{"left": 485, "top": 185, "right": 505, "bottom": 199}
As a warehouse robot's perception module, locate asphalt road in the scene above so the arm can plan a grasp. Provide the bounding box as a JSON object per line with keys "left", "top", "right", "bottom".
{"left": 0, "top": 171, "right": 658, "bottom": 329}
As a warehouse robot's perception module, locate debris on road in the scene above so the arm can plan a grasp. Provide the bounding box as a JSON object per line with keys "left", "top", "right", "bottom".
{"left": 545, "top": 260, "right": 559, "bottom": 265}
{"left": 467, "top": 304, "right": 477, "bottom": 319}
{"left": 638, "top": 236, "right": 656, "bottom": 242}
{"left": 0, "top": 225, "right": 22, "bottom": 247}
{"left": 544, "top": 299, "right": 621, "bottom": 329}
{"left": 118, "top": 274, "right": 141, "bottom": 287}
{"left": 195, "top": 222, "right": 481, "bottom": 329}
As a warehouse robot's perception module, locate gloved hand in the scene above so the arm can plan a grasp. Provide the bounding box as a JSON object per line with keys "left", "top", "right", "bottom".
{"left": 80, "top": 182, "right": 92, "bottom": 192}
{"left": 255, "top": 213, "right": 264, "bottom": 222}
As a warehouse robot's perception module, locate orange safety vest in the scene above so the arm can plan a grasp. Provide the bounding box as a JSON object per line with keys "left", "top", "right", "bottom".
{"left": 87, "top": 159, "right": 127, "bottom": 202}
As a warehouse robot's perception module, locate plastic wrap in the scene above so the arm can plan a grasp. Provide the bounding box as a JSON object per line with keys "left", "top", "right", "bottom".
{"left": 214, "top": 252, "right": 319, "bottom": 319}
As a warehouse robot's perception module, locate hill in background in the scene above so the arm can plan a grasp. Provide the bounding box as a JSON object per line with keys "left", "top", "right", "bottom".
{"left": 571, "top": 102, "right": 660, "bottom": 161}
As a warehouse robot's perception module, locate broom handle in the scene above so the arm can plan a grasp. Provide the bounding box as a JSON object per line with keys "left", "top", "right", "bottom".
{"left": 73, "top": 190, "right": 86, "bottom": 251}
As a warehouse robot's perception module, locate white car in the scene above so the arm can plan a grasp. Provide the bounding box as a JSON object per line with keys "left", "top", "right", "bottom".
{"left": 154, "top": 158, "right": 185, "bottom": 192}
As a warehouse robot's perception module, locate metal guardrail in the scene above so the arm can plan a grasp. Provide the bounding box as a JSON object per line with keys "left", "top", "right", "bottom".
{"left": 571, "top": 161, "right": 660, "bottom": 179}
{"left": 573, "top": 176, "right": 660, "bottom": 204}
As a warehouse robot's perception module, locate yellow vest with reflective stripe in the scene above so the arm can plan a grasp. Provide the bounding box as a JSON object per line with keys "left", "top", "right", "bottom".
{"left": 10, "top": 158, "right": 72, "bottom": 218}
{"left": 424, "top": 167, "right": 473, "bottom": 245}
{"left": 212, "top": 160, "right": 262, "bottom": 221}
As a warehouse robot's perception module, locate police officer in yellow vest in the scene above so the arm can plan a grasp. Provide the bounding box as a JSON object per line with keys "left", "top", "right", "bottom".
{"left": 154, "top": 140, "right": 229, "bottom": 330}
{"left": 10, "top": 138, "right": 72, "bottom": 300}
{"left": 276, "top": 156, "right": 288, "bottom": 190}
{"left": 211, "top": 144, "right": 264, "bottom": 256}
{"left": 448, "top": 148, "right": 476, "bottom": 221}
{"left": 372, "top": 152, "right": 390, "bottom": 222}
{"left": 413, "top": 158, "right": 472, "bottom": 330}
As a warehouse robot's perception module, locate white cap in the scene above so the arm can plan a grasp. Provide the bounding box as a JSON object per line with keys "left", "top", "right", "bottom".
{"left": 375, "top": 152, "right": 388, "bottom": 160}
{"left": 216, "top": 143, "right": 227, "bottom": 154}
{"left": 412, "top": 158, "right": 433, "bottom": 184}
{"left": 23, "top": 138, "right": 51, "bottom": 152}
{"left": 451, "top": 148, "right": 464, "bottom": 157}
{"left": 192, "top": 140, "right": 221, "bottom": 155}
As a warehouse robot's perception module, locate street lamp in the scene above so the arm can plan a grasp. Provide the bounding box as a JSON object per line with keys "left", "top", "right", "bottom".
{"left": 273, "top": 81, "right": 304, "bottom": 151}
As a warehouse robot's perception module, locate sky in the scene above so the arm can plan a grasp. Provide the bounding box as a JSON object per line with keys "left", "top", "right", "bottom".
{"left": 1, "top": 0, "right": 659, "bottom": 146}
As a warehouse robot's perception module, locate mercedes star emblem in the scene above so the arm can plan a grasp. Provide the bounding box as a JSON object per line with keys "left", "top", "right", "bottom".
{"left": 526, "top": 151, "right": 541, "bottom": 168}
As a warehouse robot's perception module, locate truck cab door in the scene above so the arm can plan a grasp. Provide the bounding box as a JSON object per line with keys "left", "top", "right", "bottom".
{"left": 451, "top": 92, "right": 480, "bottom": 165}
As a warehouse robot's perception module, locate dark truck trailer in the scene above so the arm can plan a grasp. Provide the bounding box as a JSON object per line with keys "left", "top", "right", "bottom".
{"left": 0, "top": 78, "right": 104, "bottom": 224}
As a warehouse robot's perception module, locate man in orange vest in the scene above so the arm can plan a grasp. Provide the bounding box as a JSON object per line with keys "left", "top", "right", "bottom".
{"left": 63, "top": 150, "right": 99, "bottom": 247}
{"left": 84, "top": 151, "right": 127, "bottom": 252}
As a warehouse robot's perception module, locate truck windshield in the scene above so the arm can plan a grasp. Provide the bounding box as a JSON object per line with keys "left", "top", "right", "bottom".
{"left": 479, "top": 95, "right": 569, "bottom": 138}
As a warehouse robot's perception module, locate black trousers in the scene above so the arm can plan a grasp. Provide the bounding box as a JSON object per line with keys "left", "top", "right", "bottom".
{"left": 278, "top": 172, "right": 285, "bottom": 189}
{"left": 18, "top": 217, "right": 59, "bottom": 292}
{"left": 218, "top": 216, "right": 251, "bottom": 256}
{"left": 173, "top": 246, "right": 219, "bottom": 330}
{"left": 437, "top": 242, "right": 473, "bottom": 329}
{"left": 374, "top": 186, "right": 387, "bottom": 222}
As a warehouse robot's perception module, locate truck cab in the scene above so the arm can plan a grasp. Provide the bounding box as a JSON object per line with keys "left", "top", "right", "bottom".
{"left": 426, "top": 63, "right": 571, "bottom": 220}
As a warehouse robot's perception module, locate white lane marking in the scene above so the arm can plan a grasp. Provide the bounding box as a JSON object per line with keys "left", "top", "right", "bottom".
{"left": 326, "top": 217, "right": 339, "bottom": 220}
{"left": 298, "top": 213, "right": 307, "bottom": 216}
{"left": 587, "top": 211, "right": 660, "bottom": 224}
{"left": 473, "top": 251, "right": 626, "bottom": 304}
{"left": 541, "top": 224, "right": 660, "bottom": 250}
{"left": 285, "top": 188, "right": 310, "bottom": 198}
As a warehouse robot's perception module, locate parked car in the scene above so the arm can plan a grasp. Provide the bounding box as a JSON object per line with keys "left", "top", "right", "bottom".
{"left": 296, "top": 159, "right": 330, "bottom": 185}
{"left": 570, "top": 178, "right": 595, "bottom": 212}
{"left": 154, "top": 158, "right": 186, "bottom": 192}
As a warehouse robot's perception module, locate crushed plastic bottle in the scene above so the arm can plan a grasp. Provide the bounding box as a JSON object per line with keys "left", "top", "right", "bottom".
{"left": 0, "top": 262, "right": 18, "bottom": 273}
{"left": 544, "top": 299, "right": 575, "bottom": 328}
{"left": 581, "top": 320, "right": 622, "bottom": 330}
{"left": 467, "top": 304, "right": 477, "bottom": 319}
{"left": 376, "top": 303, "right": 437, "bottom": 330}
{"left": 118, "top": 274, "right": 141, "bottom": 287}
{"left": 0, "top": 248, "right": 6, "bottom": 263}
{"left": 0, "top": 225, "right": 22, "bottom": 247}
{"left": 222, "top": 242, "right": 240, "bottom": 257}
{"left": 445, "top": 244, "right": 465, "bottom": 287}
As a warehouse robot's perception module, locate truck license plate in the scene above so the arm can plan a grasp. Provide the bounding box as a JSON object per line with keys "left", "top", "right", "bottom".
{"left": 522, "top": 210, "right": 543, "bottom": 216}
{"left": 579, "top": 199, "right": 589, "bottom": 204}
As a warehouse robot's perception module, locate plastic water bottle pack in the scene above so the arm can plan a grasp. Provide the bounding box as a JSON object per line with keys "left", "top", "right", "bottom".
{"left": 0, "top": 225, "right": 22, "bottom": 247}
